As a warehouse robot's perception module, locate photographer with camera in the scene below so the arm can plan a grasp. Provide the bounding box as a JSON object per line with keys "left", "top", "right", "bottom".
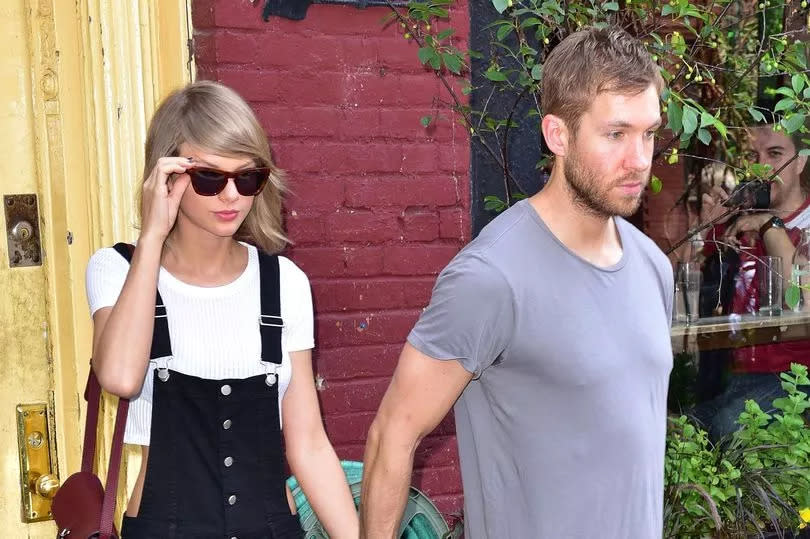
{"left": 693, "top": 123, "right": 809, "bottom": 440}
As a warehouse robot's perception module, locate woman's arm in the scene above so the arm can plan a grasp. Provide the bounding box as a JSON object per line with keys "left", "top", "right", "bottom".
{"left": 91, "top": 157, "right": 192, "bottom": 397}
{"left": 91, "top": 237, "right": 163, "bottom": 397}
{"left": 282, "top": 349, "right": 358, "bottom": 538}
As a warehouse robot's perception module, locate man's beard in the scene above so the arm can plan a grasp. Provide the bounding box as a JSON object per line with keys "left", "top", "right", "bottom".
{"left": 563, "top": 147, "right": 648, "bottom": 219}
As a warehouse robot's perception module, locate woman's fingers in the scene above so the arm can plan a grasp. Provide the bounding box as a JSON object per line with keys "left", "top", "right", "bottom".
{"left": 168, "top": 174, "right": 191, "bottom": 205}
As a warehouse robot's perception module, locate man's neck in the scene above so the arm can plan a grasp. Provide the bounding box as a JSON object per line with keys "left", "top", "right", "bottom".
{"left": 772, "top": 187, "right": 809, "bottom": 219}
{"left": 529, "top": 169, "right": 623, "bottom": 267}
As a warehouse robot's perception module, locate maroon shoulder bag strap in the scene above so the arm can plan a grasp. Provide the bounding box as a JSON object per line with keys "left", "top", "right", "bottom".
{"left": 81, "top": 368, "right": 129, "bottom": 539}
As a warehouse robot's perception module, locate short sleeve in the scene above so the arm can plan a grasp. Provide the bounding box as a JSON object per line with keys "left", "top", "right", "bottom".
{"left": 664, "top": 262, "right": 674, "bottom": 327}
{"left": 407, "top": 251, "right": 515, "bottom": 377}
{"left": 85, "top": 247, "right": 131, "bottom": 317}
{"left": 279, "top": 256, "right": 314, "bottom": 352}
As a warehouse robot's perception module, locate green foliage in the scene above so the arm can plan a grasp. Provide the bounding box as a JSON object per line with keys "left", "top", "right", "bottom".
{"left": 387, "top": 0, "right": 810, "bottom": 216}
{"left": 664, "top": 364, "right": 810, "bottom": 538}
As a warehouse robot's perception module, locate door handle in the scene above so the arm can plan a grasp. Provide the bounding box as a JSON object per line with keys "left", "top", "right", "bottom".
{"left": 16, "top": 403, "right": 59, "bottom": 522}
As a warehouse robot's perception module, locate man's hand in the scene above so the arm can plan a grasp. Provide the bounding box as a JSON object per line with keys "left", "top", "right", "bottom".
{"left": 723, "top": 213, "right": 773, "bottom": 247}
{"left": 701, "top": 185, "right": 731, "bottom": 225}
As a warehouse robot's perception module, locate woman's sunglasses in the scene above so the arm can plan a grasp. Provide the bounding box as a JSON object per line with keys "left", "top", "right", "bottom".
{"left": 186, "top": 167, "right": 271, "bottom": 197}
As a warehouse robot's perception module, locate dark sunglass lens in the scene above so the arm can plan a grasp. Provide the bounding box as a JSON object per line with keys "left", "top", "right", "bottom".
{"left": 190, "top": 169, "right": 227, "bottom": 196}
{"left": 234, "top": 169, "right": 270, "bottom": 196}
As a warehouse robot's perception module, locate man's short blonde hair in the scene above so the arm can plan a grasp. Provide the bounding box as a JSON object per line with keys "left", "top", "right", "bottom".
{"left": 541, "top": 27, "right": 664, "bottom": 134}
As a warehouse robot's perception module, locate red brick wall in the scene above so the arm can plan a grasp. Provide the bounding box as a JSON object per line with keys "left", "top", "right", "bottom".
{"left": 645, "top": 160, "right": 688, "bottom": 259}
{"left": 192, "top": 0, "right": 470, "bottom": 519}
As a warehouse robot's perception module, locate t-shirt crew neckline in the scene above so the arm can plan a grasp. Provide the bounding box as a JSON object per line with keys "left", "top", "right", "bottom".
{"left": 519, "top": 198, "right": 631, "bottom": 273}
{"left": 156, "top": 242, "right": 257, "bottom": 298}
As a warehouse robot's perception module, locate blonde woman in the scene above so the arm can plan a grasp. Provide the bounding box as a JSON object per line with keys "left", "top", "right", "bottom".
{"left": 86, "top": 81, "right": 358, "bottom": 538}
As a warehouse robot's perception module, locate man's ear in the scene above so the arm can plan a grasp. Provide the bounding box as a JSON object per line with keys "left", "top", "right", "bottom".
{"left": 541, "top": 113, "right": 570, "bottom": 157}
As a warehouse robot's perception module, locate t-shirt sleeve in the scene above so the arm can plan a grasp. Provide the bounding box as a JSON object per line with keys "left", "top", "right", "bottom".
{"left": 279, "top": 256, "right": 314, "bottom": 352}
{"left": 407, "top": 251, "right": 515, "bottom": 377}
{"left": 664, "top": 260, "right": 674, "bottom": 327}
{"left": 85, "top": 247, "right": 131, "bottom": 317}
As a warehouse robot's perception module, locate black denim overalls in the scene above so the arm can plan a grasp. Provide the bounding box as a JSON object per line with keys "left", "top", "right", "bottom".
{"left": 113, "top": 243, "right": 303, "bottom": 539}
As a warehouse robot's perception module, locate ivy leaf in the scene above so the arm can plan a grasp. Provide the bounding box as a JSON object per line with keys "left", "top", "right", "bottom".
{"left": 483, "top": 195, "right": 507, "bottom": 212}
{"left": 417, "top": 47, "right": 435, "bottom": 66}
{"left": 748, "top": 106, "right": 766, "bottom": 123}
{"left": 700, "top": 111, "right": 715, "bottom": 128}
{"left": 786, "top": 284, "right": 801, "bottom": 311}
{"left": 750, "top": 163, "right": 773, "bottom": 177}
{"left": 492, "top": 0, "right": 509, "bottom": 14}
{"left": 442, "top": 53, "right": 463, "bottom": 74}
{"left": 662, "top": 4, "right": 674, "bottom": 16}
{"left": 784, "top": 114, "right": 807, "bottom": 134}
{"left": 667, "top": 101, "right": 683, "bottom": 133}
{"left": 530, "top": 64, "right": 542, "bottom": 80}
{"left": 774, "top": 87, "right": 797, "bottom": 98}
{"left": 437, "top": 28, "right": 455, "bottom": 40}
{"left": 496, "top": 24, "right": 514, "bottom": 41}
{"left": 603, "top": 1, "right": 619, "bottom": 11}
{"left": 697, "top": 128, "right": 711, "bottom": 146}
{"left": 682, "top": 106, "right": 698, "bottom": 135}
{"left": 774, "top": 97, "right": 795, "bottom": 113}
{"left": 484, "top": 69, "right": 508, "bottom": 82}
{"left": 420, "top": 115, "right": 432, "bottom": 128}
{"left": 650, "top": 175, "right": 663, "bottom": 194}
{"left": 792, "top": 74, "right": 806, "bottom": 95}
{"left": 520, "top": 17, "right": 543, "bottom": 28}
{"left": 800, "top": 149, "right": 810, "bottom": 157}
{"left": 713, "top": 119, "right": 728, "bottom": 139}
{"left": 428, "top": 53, "right": 441, "bottom": 70}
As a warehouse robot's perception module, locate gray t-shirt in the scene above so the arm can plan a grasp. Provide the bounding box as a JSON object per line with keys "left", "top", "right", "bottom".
{"left": 408, "top": 199, "right": 673, "bottom": 539}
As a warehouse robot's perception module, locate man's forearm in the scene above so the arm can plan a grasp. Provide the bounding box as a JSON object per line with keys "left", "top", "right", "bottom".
{"left": 763, "top": 227, "right": 797, "bottom": 277}
{"left": 360, "top": 431, "right": 415, "bottom": 538}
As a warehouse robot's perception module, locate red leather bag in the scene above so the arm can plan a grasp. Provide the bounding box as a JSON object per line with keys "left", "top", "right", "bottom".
{"left": 51, "top": 367, "right": 128, "bottom": 538}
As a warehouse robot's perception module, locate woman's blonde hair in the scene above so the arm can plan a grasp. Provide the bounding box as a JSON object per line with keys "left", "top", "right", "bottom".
{"left": 140, "top": 80, "right": 287, "bottom": 253}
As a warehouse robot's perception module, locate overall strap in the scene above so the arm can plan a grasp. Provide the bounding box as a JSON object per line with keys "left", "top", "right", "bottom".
{"left": 257, "top": 250, "right": 283, "bottom": 366}
{"left": 112, "top": 243, "right": 172, "bottom": 359}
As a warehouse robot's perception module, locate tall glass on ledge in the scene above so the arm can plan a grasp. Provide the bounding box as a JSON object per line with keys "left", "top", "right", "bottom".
{"left": 788, "top": 228, "right": 810, "bottom": 312}
{"left": 758, "top": 256, "right": 783, "bottom": 316}
{"left": 674, "top": 262, "right": 701, "bottom": 325}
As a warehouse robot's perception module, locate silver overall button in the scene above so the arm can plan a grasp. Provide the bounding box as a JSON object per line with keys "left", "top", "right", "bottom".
{"left": 228, "top": 494, "right": 237, "bottom": 505}
{"left": 220, "top": 384, "right": 232, "bottom": 396}
{"left": 222, "top": 419, "right": 232, "bottom": 430}
{"left": 224, "top": 456, "right": 233, "bottom": 467}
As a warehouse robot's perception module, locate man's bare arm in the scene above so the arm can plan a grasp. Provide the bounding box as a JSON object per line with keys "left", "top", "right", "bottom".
{"left": 360, "top": 343, "right": 473, "bottom": 538}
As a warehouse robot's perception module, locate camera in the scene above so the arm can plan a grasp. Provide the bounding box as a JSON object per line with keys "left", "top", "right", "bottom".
{"left": 721, "top": 179, "right": 771, "bottom": 210}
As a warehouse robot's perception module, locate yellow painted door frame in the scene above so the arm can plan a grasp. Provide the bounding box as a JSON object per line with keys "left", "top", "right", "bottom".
{"left": 3, "top": 0, "right": 192, "bottom": 534}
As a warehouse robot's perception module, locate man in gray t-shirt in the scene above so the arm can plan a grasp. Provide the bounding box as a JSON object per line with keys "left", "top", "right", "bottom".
{"left": 361, "top": 27, "right": 673, "bottom": 539}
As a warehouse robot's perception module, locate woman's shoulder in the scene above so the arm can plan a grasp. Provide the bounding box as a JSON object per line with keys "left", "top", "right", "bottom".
{"left": 87, "top": 245, "right": 132, "bottom": 272}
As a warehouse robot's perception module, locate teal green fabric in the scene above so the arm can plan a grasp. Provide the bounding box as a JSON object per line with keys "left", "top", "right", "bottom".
{"left": 286, "top": 460, "right": 448, "bottom": 538}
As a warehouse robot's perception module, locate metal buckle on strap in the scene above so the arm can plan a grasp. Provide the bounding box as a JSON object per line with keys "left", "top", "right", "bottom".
{"left": 155, "top": 304, "right": 167, "bottom": 319}
{"left": 264, "top": 363, "right": 279, "bottom": 387}
{"left": 156, "top": 358, "right": 170, "bottom": 382}
{"left": 259, "top": 314, "right": 284, "bottom": 328}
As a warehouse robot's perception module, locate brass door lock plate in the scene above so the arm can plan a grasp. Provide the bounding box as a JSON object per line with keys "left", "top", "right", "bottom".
{"left": 5, "top": 194, "right": 42, "bottom": 267}
{"left": 16, "top": 403, "right": 59, "bottom": 522}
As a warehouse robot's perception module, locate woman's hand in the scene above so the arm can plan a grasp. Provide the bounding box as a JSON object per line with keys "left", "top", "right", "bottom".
{"left": 140, "top": 157, "right": 193, "bottom": 243}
